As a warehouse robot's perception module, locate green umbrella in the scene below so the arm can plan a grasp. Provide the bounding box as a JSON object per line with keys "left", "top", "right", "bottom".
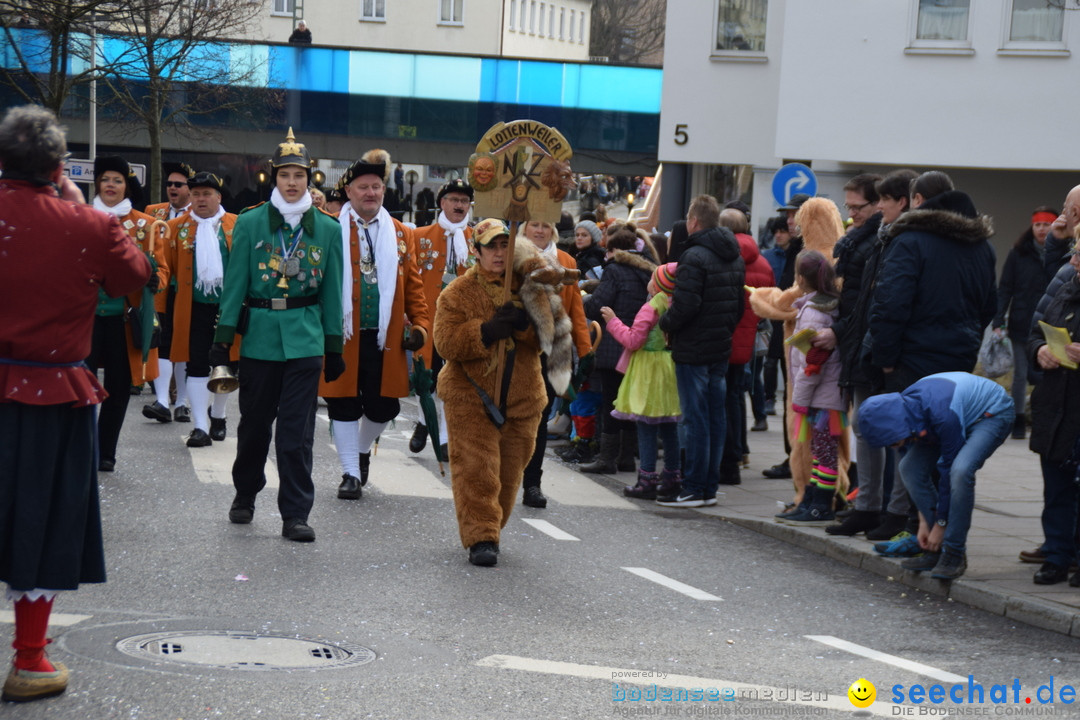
{"left": 410, "top": 356, "right": 446, "bottom": 476}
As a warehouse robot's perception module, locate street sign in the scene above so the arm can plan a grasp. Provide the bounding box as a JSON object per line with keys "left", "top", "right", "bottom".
{"left": 771, "top": 163, "right": 816, "bottom": 206}
{"left": 65, "top": 158, "right": 147, "bottom": 186}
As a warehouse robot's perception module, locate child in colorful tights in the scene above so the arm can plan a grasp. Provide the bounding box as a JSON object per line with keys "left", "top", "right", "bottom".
{"left": 601, "top": 263, "right": 682, "bottom": 500}
{"left": 784, "top": 250, "right": 847, "bottom": 525}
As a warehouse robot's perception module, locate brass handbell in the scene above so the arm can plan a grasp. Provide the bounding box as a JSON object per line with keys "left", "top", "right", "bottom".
{"left": 208, "top": 364, "right": 239, "bottom": 394}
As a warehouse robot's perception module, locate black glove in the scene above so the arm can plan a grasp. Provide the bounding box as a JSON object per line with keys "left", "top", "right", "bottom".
{"left": 208, "top": 343, "right": 231, "bottom": 368}
{"left": 402, "top": 327, "right": 425, "bottom": 352}
{"left": 480, "top": 302, "right": 521, "bottom": 346}
{"left": 324, "top": 352, "right": 345, "bottom": 383}
{"left": 146, "top": 272, "right": 160, "bottom": 292}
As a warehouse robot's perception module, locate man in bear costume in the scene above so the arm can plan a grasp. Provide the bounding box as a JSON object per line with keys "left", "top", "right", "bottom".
{"left": 434, "top": 219, "right": 575, "bottom": 567}
{"left": 749, "top": 197, "right": 851, "bottom": 516}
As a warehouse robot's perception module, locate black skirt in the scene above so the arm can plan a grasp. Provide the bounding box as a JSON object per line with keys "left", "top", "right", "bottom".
{"left": 0, "top": 402, "right": 106, "bottom": 591}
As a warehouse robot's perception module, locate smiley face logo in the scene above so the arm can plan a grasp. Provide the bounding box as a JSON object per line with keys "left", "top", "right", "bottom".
{"left": 847, "top": 678, "right": 876, "bottom": 708}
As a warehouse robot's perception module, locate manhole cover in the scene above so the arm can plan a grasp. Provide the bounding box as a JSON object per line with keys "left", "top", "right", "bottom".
{"left": 116, "top": 631, "right": 376, "bottom": 671}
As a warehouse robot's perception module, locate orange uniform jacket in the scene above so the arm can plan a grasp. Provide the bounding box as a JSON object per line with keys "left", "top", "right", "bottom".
{"left": 319, "top": 216, "right": 431, "bottom": 399}
{"left": 165, "top": 212, "right": 241, "bottom": 363}
{"left": 411, "top": 221, "right": 474, "bottom": 366}
{"left": 118, "top": 209, "right": 170, "bottom": 383}
{"left": 556, "top": 247, "right": 592, "bottom": 357}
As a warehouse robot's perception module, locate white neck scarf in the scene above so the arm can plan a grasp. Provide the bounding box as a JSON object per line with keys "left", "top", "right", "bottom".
{"left": 437, "top": 210, "right": 471, "bottom": 269}
{"left": 193, "top": 206, "right": 227, "bottom": 295}
{"left": 340, "top": 204, "right": 398, "bottom": 349}
{"left": 536, "top": 238, "right": 558, "bottom": 260}
{"left": 93, "top": 196, "right": 132, "bottom": 218}
{"left": 270, "top": 187, "right": 312, "bottom": 229}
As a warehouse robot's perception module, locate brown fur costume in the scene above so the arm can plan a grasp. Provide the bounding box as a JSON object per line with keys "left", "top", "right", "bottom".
{"left": 748, "top": 198, "right": 851, "bottom": 506}
{"left": 434, "top": 243, "right": 573, "bottom": 549}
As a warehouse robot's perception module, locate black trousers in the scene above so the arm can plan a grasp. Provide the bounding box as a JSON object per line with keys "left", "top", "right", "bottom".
{"left": 233, "top": 356, "right": 322, "bottom": 522}
{"left": 87, "top": 314, "right": 131, "bottom": 464}
{"left": 598, "top": 367, "right": 634, "bottom": 435}
{"left": 721, "top": 362, "right": 746, "bottom": 474}
{"left": 324, "top": 330, "right": 400, "bottom": 423}
{"left": 522, "top": 355, "right": 554, "bottom": 489}
{"left": 186, "top": 301, "right": 219, "bottom": 378}
{"left": 158, "top": 285, "right": 177, "bottom": 359}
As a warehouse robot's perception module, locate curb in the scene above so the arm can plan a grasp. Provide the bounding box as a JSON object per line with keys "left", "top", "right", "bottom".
{"left": 708, "top": 509, "right": 1080, "bottom": 638}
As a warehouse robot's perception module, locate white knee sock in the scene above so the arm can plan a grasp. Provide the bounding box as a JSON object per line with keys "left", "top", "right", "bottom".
{"left": 155, "top": 360, "right": 173, "bottom": 407}
{"left": 434, "top": 394, "right": 448, "bottom": 445}
{"left": 358, "top": 417, "right": 388, "bottom": 454}
{"left": 174, "top": 362, "right": 189, "bottom": 407}
{"left": 210, "top": 391, "right": 228, "bottom": 420}
{"left": 187, "top": 376, "right": 211, "bottom": 433}
{"left": 332, "top": 420, "right": 360, "bottom": 476}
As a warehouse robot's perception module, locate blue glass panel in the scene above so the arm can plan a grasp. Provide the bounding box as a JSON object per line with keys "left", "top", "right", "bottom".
{"left": 298, "top": 48, "right": 335, "bottom": 92}
{"left": 517, "top": 61, "right": 562, "bottom": 106}
{"left": 230, "top": 44, "right": 269, "bottom": 88}
{"left": 478, "top": 57, "right": 499, "bottom": 103}
{"left": 414, "top": 55, "right": 482, "bottom": 102}
{"left": 561, "top": 62, "right": 581, "bottom": 109}
{"left": 268, "top": 45, "right": 296, "bottom": 89}
{"left": 350, "top": 51, "right": 414, "bottom": 97}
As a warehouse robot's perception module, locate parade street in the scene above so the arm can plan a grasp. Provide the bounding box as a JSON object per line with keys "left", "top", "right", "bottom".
{"left": 5, "top": 396, "right": 1078, "bottom": 719}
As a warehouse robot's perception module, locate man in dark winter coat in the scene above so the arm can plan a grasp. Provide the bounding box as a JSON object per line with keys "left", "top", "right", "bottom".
{"left": 657, "top": 195, "right": 745, "bottom": 508}
{"left": 869, "top": 172, "right": 997, "bottom": 394}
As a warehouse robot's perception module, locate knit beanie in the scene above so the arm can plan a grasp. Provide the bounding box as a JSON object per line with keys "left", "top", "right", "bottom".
{"left": 576, "top": 220, "right": 602, "bottom": 246}
{"left": 653, "top": 262, "right": 677, "bottom": 296}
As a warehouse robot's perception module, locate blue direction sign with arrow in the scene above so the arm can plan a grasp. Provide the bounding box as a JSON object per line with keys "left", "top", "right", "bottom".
{"left": 772, "top": 163, "right": 817, "bottom": 206}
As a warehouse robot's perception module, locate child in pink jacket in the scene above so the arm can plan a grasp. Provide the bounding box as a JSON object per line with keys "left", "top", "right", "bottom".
{"left": 601, "top": 263, "right": 682, "bottom": 500}
{"left": 784, "top": 250, "right": 848, "bottom": 526}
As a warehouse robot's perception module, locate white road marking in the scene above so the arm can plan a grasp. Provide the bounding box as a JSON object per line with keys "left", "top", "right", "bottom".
{"left": 189, "top": 436, "right": 279, "bottom": 489}
{"left": 475, "top": 654, "right": 899, "bottom": 717}
{"left": 805, "top": 635, "right": 967, "bottom": 683}
{"left": 621, "top": 567, "right": 723, "bottom": 601}
{"left": 520, "top": 518, "right": 580, "bottom": 541}
{"left": 0, "top": 611, "right": 91, "bottom": 627}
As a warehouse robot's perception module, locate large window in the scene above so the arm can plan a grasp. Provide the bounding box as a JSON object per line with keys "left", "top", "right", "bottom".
{"left": 272, "top": 0, "right": 294, "bottom": 15}
{"left": 715, "top": 0, "right": 767, "bottom": 53}
{"left": 1009, "top": 0, "right": 1064, "bottom": 43}
{"left": 361, "top": 0, "right": 386, "bottom": 21}
{"left": 440, "top": 0, "right": 463, "bottom": 24}
{"left": 509, "top": 0, "right": 517, "bottom": 31}
{"left": 915, "top": 0, "right": 970, "bottom": 41}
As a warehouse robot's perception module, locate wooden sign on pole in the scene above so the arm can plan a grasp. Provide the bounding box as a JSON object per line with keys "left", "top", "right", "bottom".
{"left": 468, "top": 119, "right": 576, "bottom": 398}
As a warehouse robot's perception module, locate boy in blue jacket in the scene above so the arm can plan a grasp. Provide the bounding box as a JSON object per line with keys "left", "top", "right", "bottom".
{"left": 858, "top": 372, "right": 1014, "bottom": 580}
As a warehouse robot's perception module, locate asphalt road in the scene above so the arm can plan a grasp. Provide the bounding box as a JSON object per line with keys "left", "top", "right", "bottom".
{"left": 8, "top": 396, "right": 1080, "bottom": 719}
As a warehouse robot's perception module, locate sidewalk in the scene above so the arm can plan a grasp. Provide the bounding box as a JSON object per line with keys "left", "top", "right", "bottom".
{"left": 679, "top": 417, "right": 1080, "bottom": 638}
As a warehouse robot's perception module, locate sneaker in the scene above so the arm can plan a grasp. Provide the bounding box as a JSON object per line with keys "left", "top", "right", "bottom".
{"left": 656, "top": 491, "right": 705, "bottom": 508}
{"left": 282, "top": 518, "right": 315, "bottom": 542}
{"left": 522, "top": 486, "right": 547, "bottom": 508}
{"left": 874, "top": 533, "right": 920, "bottom": 557}
{"left": 701, "top": 493, "right": 719, "bottom": 507}
{"left": 469, "top": 541, "right": 499, "bottom": 567}
{"left": 209, "top": 415, "right": 227, "bottom": 441}
{"left": 751, "top": 418, "right": 768, "bottom": 432}
{"left": 901, "top": 551, "right": 941, "bottom": 573}
{"left": 1, "top": 661, "right": 69, "bottom": 702}
{"left": 931, "top": 551, "right": 967, "bottom": 580}
{"left": 546, "top": 413, "right": 571, "bottom": 439}
{"left": 142, "top": 401, "right": 172, "bottom": 423}
{"left": 173, "top": 405, "right": 191, "bottom": 422}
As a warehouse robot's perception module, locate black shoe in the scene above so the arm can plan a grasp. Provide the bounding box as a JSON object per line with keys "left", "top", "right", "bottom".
{"left": 186, "top": 428, "right": 213, "bottom": 447}
{"left": 209, "top": 416, "right": 227, "bottom": 442}
{"left": 1012, "top": 418, "right": 1026, "bottom": 440}
{"left": 173, "top": 405, "right": 191, "bottom": 422}
{"left": 229, "top": 494, "right": 255, "bottom": 524}
{"left": 825, "top": 510, "right": 881, "bottom": 536}
{"left": 469, "top": 541, "right": 499, "bottom": 567}
{"left": 282, "top": 518, "right": 315, "bottom": 542}
{"left": 901, "top": 551, "right": 941, "bottom": 573}
{"left": 338, "top": 473, "right": 362, "bottom": 500}
{"left": 762, "top": 460, "right": 791, "bottom": 479}
{"left": 865, "top": 513, "right": 909, "bottom": 541}
{"left": 409, "top": 422, "right": 428, "bottom": 453}
{"left": 358, "top": 452, "right": 370, "bottom": 486}
{"left": 98, "top": 459, "right": 115, "bottom": 472}
{"left": 130, "top": 384, "right": 144, "bottom": 396}
{"left": 1070, "top": 571, "right": 1080, "bottom": 588}
{"left": 523, "top": 486, "right": 547, "bottom": 508}
{"left": 751, "top": 418, "right": 768, "bottom": 432}
{"left": 142, "top": 401, "right": 172, "bottom": 423}
{"left": 1034, "top": 561, "right": 1070, "bottom": 585}
{"left": 717, "top": 472, "right": 741, "bottom": 485}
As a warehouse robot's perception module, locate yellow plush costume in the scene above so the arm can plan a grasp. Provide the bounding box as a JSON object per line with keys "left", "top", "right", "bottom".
{"left": 749, "top": 198, "right": 851, "bottom": 506}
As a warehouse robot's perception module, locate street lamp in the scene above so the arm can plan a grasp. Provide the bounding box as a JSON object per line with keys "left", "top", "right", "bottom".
{"left": 405, "top": 169, "right": 419, "bottom": 222}
{"left": 312, "top": 168, "right": 325, "bottom": 188}
{"left": 626, "top": 192, "right": 635, "bottom": 216}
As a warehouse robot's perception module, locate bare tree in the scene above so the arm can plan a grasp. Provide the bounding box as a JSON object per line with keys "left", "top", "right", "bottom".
{"left": 589, "top": 0, "right": 666, "bottom": 66}
{"left": 0, "top": 0, "right": 115, "bottom": 114}
{"left": 97, "top": 0, "right": 268, "bottom": 202}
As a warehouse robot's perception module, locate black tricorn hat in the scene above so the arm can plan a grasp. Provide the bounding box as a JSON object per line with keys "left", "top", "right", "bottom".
{"left": 94, "top": 155, "right": 142, "bottom": 205}
{"left": 341, "top": 148, "right": 390, "bottom": 188}
{"left": 437, "top": 178, "right": 474, "bottom": 204}
{"left": 163, "top": 162, "right": 195, "bottom": 180}
{"left": 270, "top": 127, "right": 311, "bottom": 171}
{"left": 188, "top": 171, "right": 224, "bottom": 191}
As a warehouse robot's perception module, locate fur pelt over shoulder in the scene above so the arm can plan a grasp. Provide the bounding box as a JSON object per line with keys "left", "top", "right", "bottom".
{"left": 514, "top": 240, "right": 579, "bottom": 395}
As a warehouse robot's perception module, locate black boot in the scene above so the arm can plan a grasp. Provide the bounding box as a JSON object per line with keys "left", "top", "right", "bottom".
{"left": 1012, "top": 416, "right": 1026, "bottom": 440}
{"left": 825, "top": 509, "right": 881, "bottom": 536}
{"left": 579, "top": 433, "right": 619, "bottom": 474}
{"left": 616, "top": 429, "right": 637, "bottom": 473}
{"left": 865, "top": 512, "right": 909, "bottom": 541}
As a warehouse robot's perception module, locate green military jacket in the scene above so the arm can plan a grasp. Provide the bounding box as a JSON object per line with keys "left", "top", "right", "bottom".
{"left": 214, "top": 202, "right": 343, "bottom": 360}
